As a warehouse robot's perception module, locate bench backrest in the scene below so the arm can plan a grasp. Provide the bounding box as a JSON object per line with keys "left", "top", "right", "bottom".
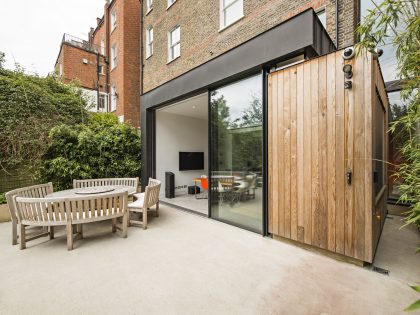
{"left": 14, "top": 191, "right": 128, "bottom": 225}
{"left": 73, "top": 178, "right": 139, "bottom": 192}
{"left": 5, "top": 183, "right": 54, "bottom": 223}
{"left": 144, "top": 179, "right": 161, "bottom": 209}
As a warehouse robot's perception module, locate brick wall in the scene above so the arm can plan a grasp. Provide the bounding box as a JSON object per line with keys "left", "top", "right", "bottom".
{"left": 142, "top": 0, "right": 358, "bottom": 93}
{"left": 55, "top": 44, "right": 107, "bottom": 93}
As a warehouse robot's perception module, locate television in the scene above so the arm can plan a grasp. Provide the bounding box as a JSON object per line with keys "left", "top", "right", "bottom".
{"left": 179, "top": 152, "right": 204, "bottom": 171}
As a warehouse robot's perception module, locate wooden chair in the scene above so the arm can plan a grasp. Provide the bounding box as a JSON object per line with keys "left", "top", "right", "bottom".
{"left": 14, "top": 191, "right": 128, "bottom": 250}
{"left": 5, "top": 183, "right": 54, "bottom": 246}
{"left": 128, "top": 178, "right": 161, "bottom": 229}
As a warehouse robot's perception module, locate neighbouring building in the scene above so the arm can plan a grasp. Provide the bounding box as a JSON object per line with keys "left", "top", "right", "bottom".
{"left": 140, "top": 0, "right": 392, "bottom": 263}
{"left": 55, "top": 0, "right": 140, "bottom": 128}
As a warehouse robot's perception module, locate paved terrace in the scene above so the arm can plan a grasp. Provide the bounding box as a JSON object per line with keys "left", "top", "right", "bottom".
{"left": 0, "top": 205, "right": 418, "bottom": 314}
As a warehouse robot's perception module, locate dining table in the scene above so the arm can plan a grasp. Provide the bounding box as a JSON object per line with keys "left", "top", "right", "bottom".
{"left": 45, "top": 185, "right": 137, "bottom": 198}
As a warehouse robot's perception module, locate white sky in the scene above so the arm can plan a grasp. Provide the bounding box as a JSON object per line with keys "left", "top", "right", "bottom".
{"left": 0, "top": 0, "right": 105, "bottom": 76}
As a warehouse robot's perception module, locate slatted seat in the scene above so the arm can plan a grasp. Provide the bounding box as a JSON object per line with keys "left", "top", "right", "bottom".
{"left": 73, "top": 178, "right": 139, "bottom": 192}
{"left": 128, "top": 178, "right": 161, "bottom": 229}
{"left": 5, "top": 183, "right": 54, "bottom": 246}
{"left": 14, "top": 191, "right": 128, "bottom": 250}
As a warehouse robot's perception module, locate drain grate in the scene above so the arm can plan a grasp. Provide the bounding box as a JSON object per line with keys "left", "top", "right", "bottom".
{"left": 372, "top": 265, "right": 390, "bottom": 276}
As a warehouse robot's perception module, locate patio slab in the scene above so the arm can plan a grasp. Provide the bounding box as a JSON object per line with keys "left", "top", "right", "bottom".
{"left": 0, "top": 204, "right": 418, "bottom": 315}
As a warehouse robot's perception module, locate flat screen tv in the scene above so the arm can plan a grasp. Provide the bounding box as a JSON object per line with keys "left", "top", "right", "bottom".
{"left": 179, "top": 152, "right": 204, "bottom": 171}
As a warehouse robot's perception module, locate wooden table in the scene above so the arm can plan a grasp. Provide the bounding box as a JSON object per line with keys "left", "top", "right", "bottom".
{"left": 46, "top": 185, "right": 137, "bottom": 198}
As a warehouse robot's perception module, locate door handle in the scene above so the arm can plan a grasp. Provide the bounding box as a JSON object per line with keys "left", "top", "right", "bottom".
{"left": 346, "top": 170, "right": 352, "bottom": 185}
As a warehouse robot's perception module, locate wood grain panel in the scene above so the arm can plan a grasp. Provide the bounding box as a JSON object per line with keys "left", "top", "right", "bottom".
{"left": 267, "top": 49, "right": 388, "bottom": 262}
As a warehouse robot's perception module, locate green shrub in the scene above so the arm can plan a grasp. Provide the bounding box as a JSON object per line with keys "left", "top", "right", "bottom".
{"left": 0, "top": 193, "right": 6, "bottom": 205}
{"left": 0, "top": 62, "right": 89, "bottom": 173}
{"left": 38, "top": 113, "right": 141, "bottom": 190}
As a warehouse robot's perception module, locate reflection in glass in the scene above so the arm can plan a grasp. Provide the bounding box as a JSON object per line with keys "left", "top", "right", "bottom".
{"left": 210, "top": 74, "right": 263, "bottom": 232}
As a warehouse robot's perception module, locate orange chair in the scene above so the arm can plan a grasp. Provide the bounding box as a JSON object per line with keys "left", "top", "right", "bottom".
{"left": 198, "top": 178, "right": 209, "bottom": 199}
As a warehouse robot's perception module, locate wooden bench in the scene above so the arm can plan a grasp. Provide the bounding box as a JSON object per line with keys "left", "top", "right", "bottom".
{"left": 73, "top": 178, "right": 139, "bottom": 192}
{"left": 5, "top": 183, "right": 54, "bottom": 246}
{"left": 14, "top": 191, "right": 128, "bottom": 250}
{"left": 128, "top": 178, "right": 161, "bottom": 229}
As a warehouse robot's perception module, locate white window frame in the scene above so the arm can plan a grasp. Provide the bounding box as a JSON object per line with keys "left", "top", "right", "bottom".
{"left": 98, "top": 64, "right": 105, "bottom": 75}
{"left": 168, "top": 26, "right": 181, "bottom": 63}
{"left": 98, "top": 92, "right": 108, "bottom": 111}
{"left": 110, "top": 85, "right": 117, "bottom": 112}
{"left": 146, "top": 0, "right": 153, "bottom": 13}
{"left": 316, "top": 8, "right": 327, "bottom": 29}
{"left": 219, "top": 0, "right": 244, "bottom": 31}
{"left": 111, "top": 9, "right": 117, "bottom": 32}
{"left": 167, "top": 0, "right": 176, "bottom": 9}
{"left": 59, "top": 63, "right": 63, "bottom": 77}
{"left": 146, "top": 27, "right": 154, "bottom": 59}
{"left": 101, "top": 36, "right": 105, "bottom": 55}
{"left": 111, "top": 44, "right": 117, "bottom": 70}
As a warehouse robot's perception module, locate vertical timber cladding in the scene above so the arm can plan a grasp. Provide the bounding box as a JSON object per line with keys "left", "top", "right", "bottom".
{"left": 268, "top": 49, "right": 388, "bottom": 262}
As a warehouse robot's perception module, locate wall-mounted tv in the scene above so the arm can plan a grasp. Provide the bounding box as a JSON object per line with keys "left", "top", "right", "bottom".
{"left": 179, "top": 152, "right": 204, "bottom": 171}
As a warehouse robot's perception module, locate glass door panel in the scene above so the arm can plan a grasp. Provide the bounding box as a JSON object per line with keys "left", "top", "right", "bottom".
{"left": 210, "top": 74, "right": 263, "bottom": 232}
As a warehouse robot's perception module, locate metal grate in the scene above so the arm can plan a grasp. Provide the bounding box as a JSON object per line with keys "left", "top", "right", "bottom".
{"left": 372, "top": 265, "right": 390, "bottom": 276}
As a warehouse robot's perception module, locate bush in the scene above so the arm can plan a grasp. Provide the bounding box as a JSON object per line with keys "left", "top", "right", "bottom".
{"left": 39, "top": 113, "right": 141, "bottom": 190}
{"left": 0, "top": 193, "right": 5, "bottom": 205}
{"left": 0, "top": 62, "right": 89, "bottom": 173}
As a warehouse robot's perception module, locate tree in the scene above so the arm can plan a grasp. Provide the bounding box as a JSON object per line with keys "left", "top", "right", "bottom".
{"left": 357, "top": 1, "right": 419, "bottom": 311}
{"left": 39, "top": 113, "right": 141, "bottom": 190}
{"left": 357, "top": 0, "right": 420, "bottom": 229}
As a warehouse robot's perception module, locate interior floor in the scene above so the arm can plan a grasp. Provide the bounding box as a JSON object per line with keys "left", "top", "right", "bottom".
{"left": 160, "top": 193, "right": 208, "bottom": 215}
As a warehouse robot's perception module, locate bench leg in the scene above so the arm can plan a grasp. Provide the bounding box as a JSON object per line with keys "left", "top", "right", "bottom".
{"left": 49, "top": 226, "right": 55, "bottom": 240}
{"left": 112, "top": 219, "right": 117, "bottom": 233}
{"left": 142, "top": 208, "right": 147, "bottom": 230}
{"left": 12, "top": 220, "right": 18, "bottom": 245}
{"left": 122, "top": 213, "right": 128, "bottom": 238}
{"left": 156, "top": 202, "right": 159, "bottom": 217}
{"left": 19, "top": 224, "right": 26, "bottom": 250}
{"left": 66, "top": 222, "right": 73, "bottom": 251}
{"left": 77, "top": 224, "right": 83, "bottom": 239}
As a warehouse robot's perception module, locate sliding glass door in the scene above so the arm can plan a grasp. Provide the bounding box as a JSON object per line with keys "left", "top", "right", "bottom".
{"left": 210, "top": 74, "right": 263, "bottom": 232}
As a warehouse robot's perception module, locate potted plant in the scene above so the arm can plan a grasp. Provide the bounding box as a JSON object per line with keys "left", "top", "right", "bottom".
{"left": 0, "top": 193, "right": 11, "bottom": 223}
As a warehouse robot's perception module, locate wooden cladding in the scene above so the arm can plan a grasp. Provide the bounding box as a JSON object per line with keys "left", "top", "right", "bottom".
{"left": 268, "top": 50, "right": 388, "bottom": 263}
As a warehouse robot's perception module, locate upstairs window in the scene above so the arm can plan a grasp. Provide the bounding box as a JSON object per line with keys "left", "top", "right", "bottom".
{"left": 168, "top": 26, "right": 180, "bottom": 62}
{"left": 146, "top": 27, "right": 154, "bottom": 58}
{"left": 220, "top": 0, "right": 243, "bottom": 30}
{"left": 101, "top": 36, "right": 105, "bottom": 55}
{"left": 147, "top": 0, "right": 153, "bottom": 12}
{"left": 316, "top": 9, "right": 327, "bottom": 29}
{"left": 111, "top": 44, "right": 117, "bottom": 69}
{"left": 167, "top": 0, "right": 176, "bottom": 9}
{"left": 98, "top": 64, "right": 105, "bottom": 75}
{"left": 111, "top": 85, "right": 117, "bottom": 111}
{"left": 111, "top": 10, "right": 117, "bottom": 31}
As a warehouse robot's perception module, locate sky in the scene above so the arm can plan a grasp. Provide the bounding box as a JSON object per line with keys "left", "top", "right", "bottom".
{"left": 0, "top": 0, "right": 105, "bottom": 76}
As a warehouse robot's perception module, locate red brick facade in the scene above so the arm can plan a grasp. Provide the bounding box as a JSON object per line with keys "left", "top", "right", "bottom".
{"left": 142, "top": 0, "right": 359, "bottom": 93}
{"left": 55, "top": 0, "right": 140, "bottom": 128}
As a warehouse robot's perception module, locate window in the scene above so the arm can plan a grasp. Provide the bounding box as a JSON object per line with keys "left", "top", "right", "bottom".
{"left": 168, "top": 26, "right": 180, "bottom": 62}
{"left": 167, "top": 0, "right": 176, "bottom": 8}
{"left": 111, "top": 10, "right": 117, "bottom": 31}
{"left": 98, "top": 93, "right": 108, "bottom": 111}
{"left": 101, "top": 36, "right": 105, "bottom": 55}
{"left": 59, "top": 63, "right": 63, "bottom": 77}
{"left": 111, "top": 44, "right": 117, "bottom": 69}
{"left": 111, "top": 85, "right": 117, "bottom": 111}
{"left": 147, "top": 0, "right": 153, "bottom": 12}
{"left": 316, "top": 9, "right": 326, "bottom": 29}
{"left": 98, "top": 64, "right": 105, "bottom": 75}
{"left": 220, "top": 0, "right": 243, "bottom": 30}
{"left": 146, "top": 27, "right": 154, "bottom": 58}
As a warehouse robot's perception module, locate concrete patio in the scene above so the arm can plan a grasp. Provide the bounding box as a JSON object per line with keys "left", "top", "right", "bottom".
{"left": 0, "top": 204, "right": 418, "bottom": 315}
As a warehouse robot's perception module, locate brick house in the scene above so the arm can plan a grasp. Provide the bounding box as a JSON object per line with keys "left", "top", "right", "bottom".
{"left": 55, "top": 0, "right": 140, "bottom": 128}
{"left": 140, "top": 0, "right": 393, "bottom": 263}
